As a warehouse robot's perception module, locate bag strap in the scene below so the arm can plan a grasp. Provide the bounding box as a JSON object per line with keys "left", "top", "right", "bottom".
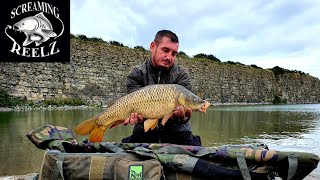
{"left": 53, "top": 154, "right": 65, "bottom": 180}
{"left": 236, "top": 152, "right": 251, "bottom": 180}
{"left": 287, "top": 154, "right": 298, "bottom": 180}
{"left": 89, "top": 156, "right": 107, "bottom": 179}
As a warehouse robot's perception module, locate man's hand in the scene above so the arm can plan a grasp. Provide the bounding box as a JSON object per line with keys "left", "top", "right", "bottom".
{"left": 123, "top": 112, "right": 143, "bottom": 125}
{"left": 171, "top": 105, "right": 192, "bottom": 124}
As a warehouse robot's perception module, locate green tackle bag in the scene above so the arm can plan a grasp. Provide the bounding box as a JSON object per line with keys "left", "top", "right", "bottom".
{"left": 28, "top": 125, "right": 319, "bottom": 180}
{"left": 39, "top": 150, "right": 163, "bottom": 180}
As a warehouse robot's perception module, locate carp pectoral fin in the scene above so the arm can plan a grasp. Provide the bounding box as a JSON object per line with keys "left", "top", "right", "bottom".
{"left": 161, "top": 112, "right": 173, "bottom": 126}
{"left": 151, "top": 119, "right": 160, "bottom": 130}
{"left": 23, "top": 34, "right": 33, "bottom": 46}
{"left": 109, "top": 120, "right": 124, "bottom": 129}
{"left": 144, "top": 119, "right": 158, "bottom": 132}
{"left": 35, "top": 41, "right": 42, "bottom": 46}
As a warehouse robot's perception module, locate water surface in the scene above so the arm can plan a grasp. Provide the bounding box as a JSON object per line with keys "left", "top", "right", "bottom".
{"left": 0, "top": 104, "right": 319, "bottom": 178}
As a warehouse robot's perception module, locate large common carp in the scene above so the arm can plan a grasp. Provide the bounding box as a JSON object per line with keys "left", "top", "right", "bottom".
{"left": 74, "top": 84, "right": 210, "bottom": 142}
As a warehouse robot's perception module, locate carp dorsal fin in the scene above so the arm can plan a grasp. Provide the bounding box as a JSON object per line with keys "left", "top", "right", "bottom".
{"left": 144, "top": 119, "right": 158, "bottom": 132}
{"left": 35, "top": 12, "right": 47, "bottom": 20}
{"left": 161, "top": 112, "right": 173, "bottom": 126}
{"left": 107, "top": 97, "right": 121, "bottom": 107}
{"left": 35, "top": 12, "right": 52, "bottom": 28}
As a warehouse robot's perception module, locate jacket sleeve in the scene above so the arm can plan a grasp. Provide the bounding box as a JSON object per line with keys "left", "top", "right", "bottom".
{"left": 127, "top": 66, "right": 144, "bottom": 93}
{"left": 175, "top": 67, "right": 193, "bottom": 92}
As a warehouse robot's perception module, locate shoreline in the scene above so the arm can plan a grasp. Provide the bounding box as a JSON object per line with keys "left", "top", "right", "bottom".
{"left": 0, "top": 103, "right": 270, "bottom": 112}
{"left": 0, "top": 105, "right": 102, "bottom": 112}
{"left": 210, "top": 102, "right": 272, "bottom": 106}
{"left": 1, "top": 102, "right": 320, "bottom": 112}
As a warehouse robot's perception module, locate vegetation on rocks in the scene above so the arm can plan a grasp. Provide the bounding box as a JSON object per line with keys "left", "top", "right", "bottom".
{"left": 271, "top": 66, "right": 307, "bottom": 79}
{"left": 0, "top": 89, "right": 86, "bottom": 108}
{"left": 0, "top": 89, "right": 30, "bottom": 107}
{"left": 43, "top": 98, "right": 86, "bottom": 106}
{"left": 272, "top": 95, "right": 287, "bottom": 104}
{"left": 134, "top": 46, "right": 147, "bottom": 51}
{"left": 71, "top": 34, "right": 127, "bottom": 48}
{"left": 193, "top": 53, "right": 221, "bottom": 62}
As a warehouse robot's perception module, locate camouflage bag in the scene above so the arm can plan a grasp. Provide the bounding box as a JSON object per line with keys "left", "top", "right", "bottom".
{"left": 28, "top": 125, "right": 163, "bottom": 180}
{"left": 28, "top": 125, "right": 319, "bottom": 180}
{"left": 39, "top": 150, "right": 163, "bottom": 180}
{"left": 26, "top": 125, "right": 77, "bottom": 152}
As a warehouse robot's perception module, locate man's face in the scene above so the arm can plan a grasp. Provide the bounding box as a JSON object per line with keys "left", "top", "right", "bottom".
{"left": 150, "top": 36, "right": 179, "bottom": 69}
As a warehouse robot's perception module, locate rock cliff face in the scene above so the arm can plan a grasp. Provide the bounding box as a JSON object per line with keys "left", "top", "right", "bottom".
{"left": 1, "top": 39, "right": 319, "bottom": 105}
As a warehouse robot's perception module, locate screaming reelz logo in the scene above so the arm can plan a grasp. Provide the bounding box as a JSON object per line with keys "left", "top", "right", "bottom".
{"left": 1, "top": 0, "right": 70, "bottom": 62}
{"left": 6, "top": 2, "right": 63, "bottom": 58}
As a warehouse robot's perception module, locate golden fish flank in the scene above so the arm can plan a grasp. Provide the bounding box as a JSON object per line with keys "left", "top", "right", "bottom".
{"left": 74, "top": 84, "right": 210, "bottom": 142}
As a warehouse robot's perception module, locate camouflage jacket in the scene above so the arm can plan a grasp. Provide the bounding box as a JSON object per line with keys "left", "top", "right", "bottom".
{"left": 127, "top": 59, "right": 192, "bottom": 93}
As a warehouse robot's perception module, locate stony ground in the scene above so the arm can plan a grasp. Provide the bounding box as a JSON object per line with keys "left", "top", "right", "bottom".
{"left": 0, "top": 173, "right": 37, "bottom": 180}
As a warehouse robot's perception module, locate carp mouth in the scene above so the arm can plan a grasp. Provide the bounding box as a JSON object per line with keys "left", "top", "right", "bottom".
{"left": 199, "top": 101, "right": 210, "bottom": 113}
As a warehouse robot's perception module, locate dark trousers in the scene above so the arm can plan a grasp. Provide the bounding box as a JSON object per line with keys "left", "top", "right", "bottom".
{"left": 122, "top": 124, "right": 202, "bottom": 146}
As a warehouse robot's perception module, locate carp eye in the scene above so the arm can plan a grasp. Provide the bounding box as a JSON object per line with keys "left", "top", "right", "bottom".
{"left": 22, "top": 23, "right": 24, "bottom": 25}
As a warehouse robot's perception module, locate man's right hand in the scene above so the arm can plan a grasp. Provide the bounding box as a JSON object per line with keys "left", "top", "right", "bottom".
{"left": 171, "top": 105, "right": 192, "bottom": 124}
{"left": 123, "top": 112, "right": 143, "bottom": 125}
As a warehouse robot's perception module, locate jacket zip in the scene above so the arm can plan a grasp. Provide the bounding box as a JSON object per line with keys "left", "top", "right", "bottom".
{"left": 157, "top": 70, "right": 161, "bottom": 84}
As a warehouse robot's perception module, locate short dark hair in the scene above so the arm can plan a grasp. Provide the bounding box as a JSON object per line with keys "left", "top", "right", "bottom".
{"left": 154, "top": 30, "right": 179, "bottom": 45}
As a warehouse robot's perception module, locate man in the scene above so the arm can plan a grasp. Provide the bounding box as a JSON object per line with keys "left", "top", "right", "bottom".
{"left": 122, "top": 30, "right": 201, "bottom": 146}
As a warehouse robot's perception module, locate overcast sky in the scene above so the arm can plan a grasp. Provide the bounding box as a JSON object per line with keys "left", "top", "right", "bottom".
{"left": 71, "top": 0, "right": 320, "bottom": 79}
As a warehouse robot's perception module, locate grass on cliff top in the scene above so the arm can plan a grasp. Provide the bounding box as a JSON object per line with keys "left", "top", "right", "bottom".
{"left": 71, "top": 34, "right": 149, "bottom": 52}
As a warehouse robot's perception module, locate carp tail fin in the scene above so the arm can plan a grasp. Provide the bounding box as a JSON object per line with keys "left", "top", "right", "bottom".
{"left": 89, "top": 125, "right": 106, "bottom": 142}
{"left": 74, "top": 116, "right": 106, "bottom": 142}
{"left": 74, "top": 116, "right": 98, "bottom": 135}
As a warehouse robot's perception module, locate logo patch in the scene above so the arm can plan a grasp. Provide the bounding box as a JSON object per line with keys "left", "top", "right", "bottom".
{"left": 0, "top": 0, "right": 70, "bottom": 62}
{"left": 129, "top": 165, "right": 143, "bottom": 180}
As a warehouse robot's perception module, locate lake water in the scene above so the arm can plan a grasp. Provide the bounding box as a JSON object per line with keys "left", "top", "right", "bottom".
{"left": 0, "top": 104, "right": 319, "bottom": 178}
